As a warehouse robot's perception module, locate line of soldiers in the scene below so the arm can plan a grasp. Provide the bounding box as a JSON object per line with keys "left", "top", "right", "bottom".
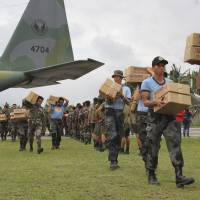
{"left": 0, "top": 103, "right": 19, "bottom": 142}
{"left": 65, "top": 56, "right": 195, "bottom": 189}
{"left": 0, "top": 56, "right": 196, "bottom": 188}
{"left": 0, "top": 97, "right": 45, "bottom": 154}
{"left": 64, "top": 97, "right": 134, "bottom": 155}
{"left": 0, "top": 96, "right": 70, "bottom": 154}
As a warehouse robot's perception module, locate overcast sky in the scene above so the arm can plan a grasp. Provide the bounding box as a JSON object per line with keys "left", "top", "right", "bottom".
{"left": 0, "top": 0, "right": 200, "bottom": 106}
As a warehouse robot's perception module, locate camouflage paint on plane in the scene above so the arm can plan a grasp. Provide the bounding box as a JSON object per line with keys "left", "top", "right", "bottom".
{"left": 0, "top": 0, "right": 74, "bottom": 71}
{"left": 0, "top": 0, "right": 104, "bottom": 92}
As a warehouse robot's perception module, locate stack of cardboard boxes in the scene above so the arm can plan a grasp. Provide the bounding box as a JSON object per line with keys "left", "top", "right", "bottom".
{"left": 154, "top": 82, "right": 191, "bottom": 115}
{"left": 124, "top": 66, "right": 152, "bottom": 84}
{"left": 99, "top": 79, "right": 122, "bottom": 101}
{"left": 184, "top": 33, "right": 200, "bottom": 65}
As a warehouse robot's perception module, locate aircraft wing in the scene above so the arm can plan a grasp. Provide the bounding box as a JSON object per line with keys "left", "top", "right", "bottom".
{"left": 15, "top": 59, "right": 104, "bottom": 88}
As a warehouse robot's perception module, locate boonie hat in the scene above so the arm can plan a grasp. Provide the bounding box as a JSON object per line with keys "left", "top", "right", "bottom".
{"left": 112, "top": 70, "right": 124, "bottom": 78}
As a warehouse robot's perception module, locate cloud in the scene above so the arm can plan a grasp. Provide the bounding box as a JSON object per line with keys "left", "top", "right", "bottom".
{"left": 92, "top": 36, "right": 136, "bottom": 67}
{"left": 1, "top": 0, "right": 200, "bottom": 105}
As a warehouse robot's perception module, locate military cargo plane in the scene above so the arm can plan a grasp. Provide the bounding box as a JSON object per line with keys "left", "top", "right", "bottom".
{"left": 0, "top": 0, "right": 104, "bottom": 92}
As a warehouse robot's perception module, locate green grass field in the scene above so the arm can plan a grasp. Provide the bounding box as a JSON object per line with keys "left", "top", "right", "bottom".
{"left": 0, "top": 138, "right": 199, "bottom": 200}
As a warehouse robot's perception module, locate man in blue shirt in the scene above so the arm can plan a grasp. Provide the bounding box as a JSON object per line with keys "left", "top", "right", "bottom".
{"left": 132, "top": 85, "right": 149, "bottom": 170}
{"left": 141, "top": 56, "right": 194, "bottom": 188}
{"left": 49, "top": 97, "right": 68, "bottom": 149}
{"left": 105, "top": 70, "right": 131, "bottom": 170}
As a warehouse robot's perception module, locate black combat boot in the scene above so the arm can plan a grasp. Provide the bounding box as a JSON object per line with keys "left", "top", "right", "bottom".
{"left": 19, "top": 140, "right": 23, "bottom": 151}
{"left": 37, "top": 148, "right": 44, "bottom": 154}
{"left": 110, "top": 161, "right": 120, "bottom": 170}
{"left": 93, "top": 140, "right": 97, "bottom": 149}
{"left": 119, "top": 148, "right": 124, "bottom": 154}
{"left": 148, "top": 169, "right": 160, "bottom": 185}
{"left": 175, "top": 167, "right": 195, "bottom": 188}
{"left": 30, "top": 143, "right": 33, "bottom": 152}
{"left": 125, "top": 147, "right": 130, "bottom": 154}
{"left": 100, "top": 143, "right": 106, "bottom": 152}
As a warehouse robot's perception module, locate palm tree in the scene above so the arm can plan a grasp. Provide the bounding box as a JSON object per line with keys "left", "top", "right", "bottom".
{"left": 169, "top": 64, "right": 191, "bottom": 85}
{"left": 169, "top": 64, "right": 200, "bottom": 119}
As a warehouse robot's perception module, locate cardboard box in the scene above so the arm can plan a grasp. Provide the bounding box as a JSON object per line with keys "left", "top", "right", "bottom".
{"left": 47, "top": 95, "right": 59, "bottom": 105}
{"left": 106, "top": 82, "right": 122, "bottom": 101}
{"left": 99, "top": 79, "right": 113, "bottom": 97}
{"left": 125, "top": 66, "right": 151, "bottom": 83}
{"left": 184, "top": 45, "right": 200, "bottom": 65}
{"left": 126, "top": 74, "right": 150, "bottom": 83}
{"left": 186, "top": 33, "right": 200, "bottom": 47}
{"left": 0, "top": 114, "right": 7, "bottom": 122}
{"left": 14, "top": 113, "right": 27, "bottom": 120}
{"left": 155, "top": 83, "right": 190, "bottom": 99}
{"left": 25, "top": 91, "right": 40, "bottom": 105}
{"left": 13, "top": 109, "right": 27, "bottom": 114}
{"left": 154, "top": 83, "right": 191, "bottom": 115}
{"left": 125, "top": 66, "right": 149, "bottom": 75}
{"left": 12, "top": 109, "right": 28, "bottom": 121}
{"left": 99, "top": 79, "right": 122, "bottom": 101}
{"left": 154, "top": 93, "right": 191, "bottom": 115}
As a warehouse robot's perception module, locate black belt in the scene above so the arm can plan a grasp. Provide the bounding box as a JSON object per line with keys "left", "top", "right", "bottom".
{"left": 52, "top": 118, "right": 62, "bottom": 121}
{"left": 136, "top": 111, "right": 148, "bottom": 115}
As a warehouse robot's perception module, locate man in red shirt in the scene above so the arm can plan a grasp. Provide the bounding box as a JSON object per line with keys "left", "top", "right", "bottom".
{"left": 176, "top": 111, "right": 184, "bottom": 140}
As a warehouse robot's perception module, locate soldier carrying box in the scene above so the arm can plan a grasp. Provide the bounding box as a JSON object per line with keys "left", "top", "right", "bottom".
{"left": 103, "top": 70, "right": 131, "bottom": 170}
{"left": 140, "top": 56, "right": 195, "bottom": 188}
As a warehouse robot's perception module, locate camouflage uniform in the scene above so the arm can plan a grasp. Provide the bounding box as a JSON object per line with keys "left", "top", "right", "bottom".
{"left": 123, "top": 105, "right": 131, "bottom": 135}
{"left": 67, "top": 107, "right": 75, "bottom": 137}
{"left": 74, "top": 106, "right": 81, "bottom": 139}
{"left": 104, "top": 77, "right": 131, "bottom": 169}
{"left": 105, "top": 107, "right": 124, "bottom": 163}
{"left": 18, "top": 121, "right": 28, "bottom": 151}
{"left": 94, "top": 104, "right": 102, "bottom": 140}
{"left": 78, "top": 107, "right": 85, "bottom": 142}
{"left": 28, "top": 104, "right": 45, "bottom": 152}
{"left": 9, "top": 106, "right": 18, "bottom": 141}
{"left": 0, "top": 121, "right": 8, "bottom": 141}
{"left": 97, "top": 102, "right": 106, "bottom": 151}
{"left": 120, "top": 104, "right": 132, "bottom": 154}
{"left": 63, "top": 106, "right": 70, "bottom": 136}
{"left": 88, "top": 102, "right": 97, "bottom": 142}
{"left": 70, "top": 107, "right": 77, "bottom": 138}
{"left": 10, "top": 120, "right": 18, "bottom": 142}
{"left": 82, "top": 106, "right": 91, "bottom": 144}
{"left": 0, "top": 107, "right": 10, "bottom": 141}
{"left": 135, "top": 111, "right": 148, "bottom": 166}
{"left": 145, "top": 112, "right": 184, "bottom": 171}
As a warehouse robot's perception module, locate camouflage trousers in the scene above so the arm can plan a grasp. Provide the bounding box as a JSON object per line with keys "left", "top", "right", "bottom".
{"left": 146, "top": 112, "right": 184, "bottom": 171}
{"left": 50, "top": 119, "right": 63, "bottom": 148}
{"left": 105, "top": 108, "right": 124, "bottom": 162}
{"left": 136, "top": 112, "right": 148, "bottom": 166}
{"left": 0, "top": 122, "right": 8, "bottom": 141}
{"left": 10, "top": 122, "right": 18, "bottom": 141}
{"left": 28, "top": 123, "right": 43, "bottom": 150}
{"left": 18, "top": 122, "right": 28, "bottom": 150}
